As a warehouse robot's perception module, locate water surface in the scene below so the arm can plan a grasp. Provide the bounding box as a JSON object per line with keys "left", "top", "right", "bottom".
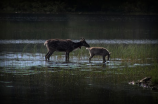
{"left": 1, "top": 39, "right": 158, "bottom": 104}
{"left": 1, "top": 14, "right": 158, "bottom": 39}
{"left": 1, "top": 14, "right": 158, "bottom": 104}
{"left": 0, "top": 39, "right": 158, "bottom": 44}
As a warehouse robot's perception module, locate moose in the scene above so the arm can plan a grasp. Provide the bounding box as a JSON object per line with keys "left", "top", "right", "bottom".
{"left": 44, "top": 38, "right": 90, "bottom": 62}
{"left": 86, "top": 47, "right": 110, "bottom": 63}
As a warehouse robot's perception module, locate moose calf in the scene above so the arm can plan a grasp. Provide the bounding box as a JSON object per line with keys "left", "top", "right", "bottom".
{"left": 86, "top": 47, "right": 110, "bottom": 63}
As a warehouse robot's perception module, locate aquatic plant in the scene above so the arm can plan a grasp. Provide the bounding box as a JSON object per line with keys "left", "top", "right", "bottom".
{"left": 45, "top": 43, "right": 158, "bottom": 64}
{"left": 20, "top": 43, "right": 158, "bottom": 64}
{"left": 22, "top": 44, "right": 29, "bottom": 53}
{"left": 147, "top": 63, "right": 158, "bottom": 84}
{"left": 86, "top": 44, "right": 158, "bottom": 63}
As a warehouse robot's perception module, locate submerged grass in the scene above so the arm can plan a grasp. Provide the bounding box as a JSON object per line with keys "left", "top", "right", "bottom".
{"left": 1, "top": 64, "right": 158, "bottom": 104}
{"left": 20, "top": 43, "right": 158, "bottom": 83}
{"left": 72, "top": 44, "right": 158, "bottom": 63}
{"left": 148, "top": 63, "right": 158, "bottom": 84}
{"left": 21, "top": 43, "right": 158, "bottom": 63}
{"left": 55, "top": 63, "right": 158, "bottom": 84}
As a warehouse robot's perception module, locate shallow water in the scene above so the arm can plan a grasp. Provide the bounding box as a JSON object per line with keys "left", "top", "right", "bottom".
{"left": 0, "top": 51, "right": 153, "bottom": 75}
{"left": 0, "top": 40, "right": 158, "bottom": 104}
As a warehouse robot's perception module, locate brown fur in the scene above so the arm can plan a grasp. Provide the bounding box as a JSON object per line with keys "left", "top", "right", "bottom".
{"left": 86, "top": 47, "right": 110, "bottom": 63}
{"left": 44, "top": 38, "right": 90, "bottom": 62}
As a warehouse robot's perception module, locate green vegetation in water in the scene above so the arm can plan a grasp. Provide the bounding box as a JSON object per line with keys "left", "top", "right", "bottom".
{"left": 43, "top": 63, "right": 158, "bottom": 85}
{"left": 19, "top": 43, "right": 158, "bottom": 84}
{"left": 72, "top": 44, "right": 158, "bottom": 63}
{"left": 21, "top": 43, "right": 158, "bottom": 63}
{"left": 1, "top": 64, "right": 158, "bottom": 104}
{"left": 1, "top": 63, "right": 158, "bottom": 85}
{"left": 148, "top": 63, "right": 158, "bottom": 84}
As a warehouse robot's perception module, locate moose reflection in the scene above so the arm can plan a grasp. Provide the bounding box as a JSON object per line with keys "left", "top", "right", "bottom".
{"left": 44, "top": 38, "right": 90, "bottom": 62}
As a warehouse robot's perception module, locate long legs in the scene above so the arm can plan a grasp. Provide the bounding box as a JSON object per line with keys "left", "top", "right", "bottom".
{"left": 107, "top": 54, "right": 110, "bottom": 61}
{"left": 89, "top": 54, "right": 107, "bottom": 63}
{"left": 45, "top": 51, "right": 69, "bottom": 62}
{"left": 89, "top": 54, "right": 94, "bottom": 63}
{"left": 65, "top": 52, "right": 69, "bottom": 62}
{"left": 103, "top": 55, "right": 106, "bottom": 63}
{"left": 45, "top": 51, "right": 70, "bottom": 62}
{"left": 45, "top": 51, "right": 54, "bottom": 61}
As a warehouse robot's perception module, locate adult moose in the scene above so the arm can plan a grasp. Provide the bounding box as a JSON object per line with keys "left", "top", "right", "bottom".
{"left": 44, "top": 38, "right": 90, "bottom": 62}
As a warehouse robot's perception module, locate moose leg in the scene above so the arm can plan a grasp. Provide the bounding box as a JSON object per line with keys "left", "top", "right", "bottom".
{"left": 67, "top": 52, "right": 69, "bottom": 62}
{"left": 47, "top": 52, "right": 53, "bottom": 61}
{"left": 107, "top": 54, "right": 110, "bottom": 61}
{"left": 103, "top": 55, "right": 106, "bottom": 63}
{"left": 65, "top": 52, "right": 69, "bottom": 62}
{"left": 45, "top": 51, "right": 50, "bottom": 60}
{"left": 89, "top": 54, "right": 94, "bottom": 63}
{"left": 45, "top": 51, "right": 54, "bottom": 61}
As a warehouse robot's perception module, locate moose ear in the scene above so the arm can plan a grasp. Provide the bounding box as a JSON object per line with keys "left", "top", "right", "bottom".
{"left": 80, "top": 37, "right": 85, "bottom": 41}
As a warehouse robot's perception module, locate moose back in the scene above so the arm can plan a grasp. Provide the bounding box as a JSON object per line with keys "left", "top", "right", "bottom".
{"left": 44, "top": 38, "right": 90, "bottom": 62}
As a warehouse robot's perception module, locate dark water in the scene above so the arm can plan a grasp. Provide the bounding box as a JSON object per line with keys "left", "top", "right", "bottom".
{"left": 1, "top": 72, "right": 157, "bottom": 104}
{"left": 0, "top": 14, "right": 158, "bottom": 39}
{"left": 0, "top": 14, "right": 158, "bottom": 104}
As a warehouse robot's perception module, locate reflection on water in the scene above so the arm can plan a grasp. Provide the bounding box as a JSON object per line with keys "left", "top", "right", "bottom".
{"left": 1, "top": 14, "right": 158, "bottom": 40}
{"left": 1, "top": 71, "right": 155, "bottom": 104}
{"left": 0, "top": 40, "right": 158, "bottom": 104}
{"left": 0, "top": 39, "right": 158, "bottom": 44}
{"left": 1, "top": 14, "right": 157, "bottom": 22}
{"left": 0, "top": 52, "right": 153, "bottom": 75}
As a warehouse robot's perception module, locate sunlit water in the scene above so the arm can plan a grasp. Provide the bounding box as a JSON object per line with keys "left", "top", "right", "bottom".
{"left": 0, "top": 39, "right": 158, "bottom": 44}
{"left": 0, "top": 52, "right": 152, "bottom": 75}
